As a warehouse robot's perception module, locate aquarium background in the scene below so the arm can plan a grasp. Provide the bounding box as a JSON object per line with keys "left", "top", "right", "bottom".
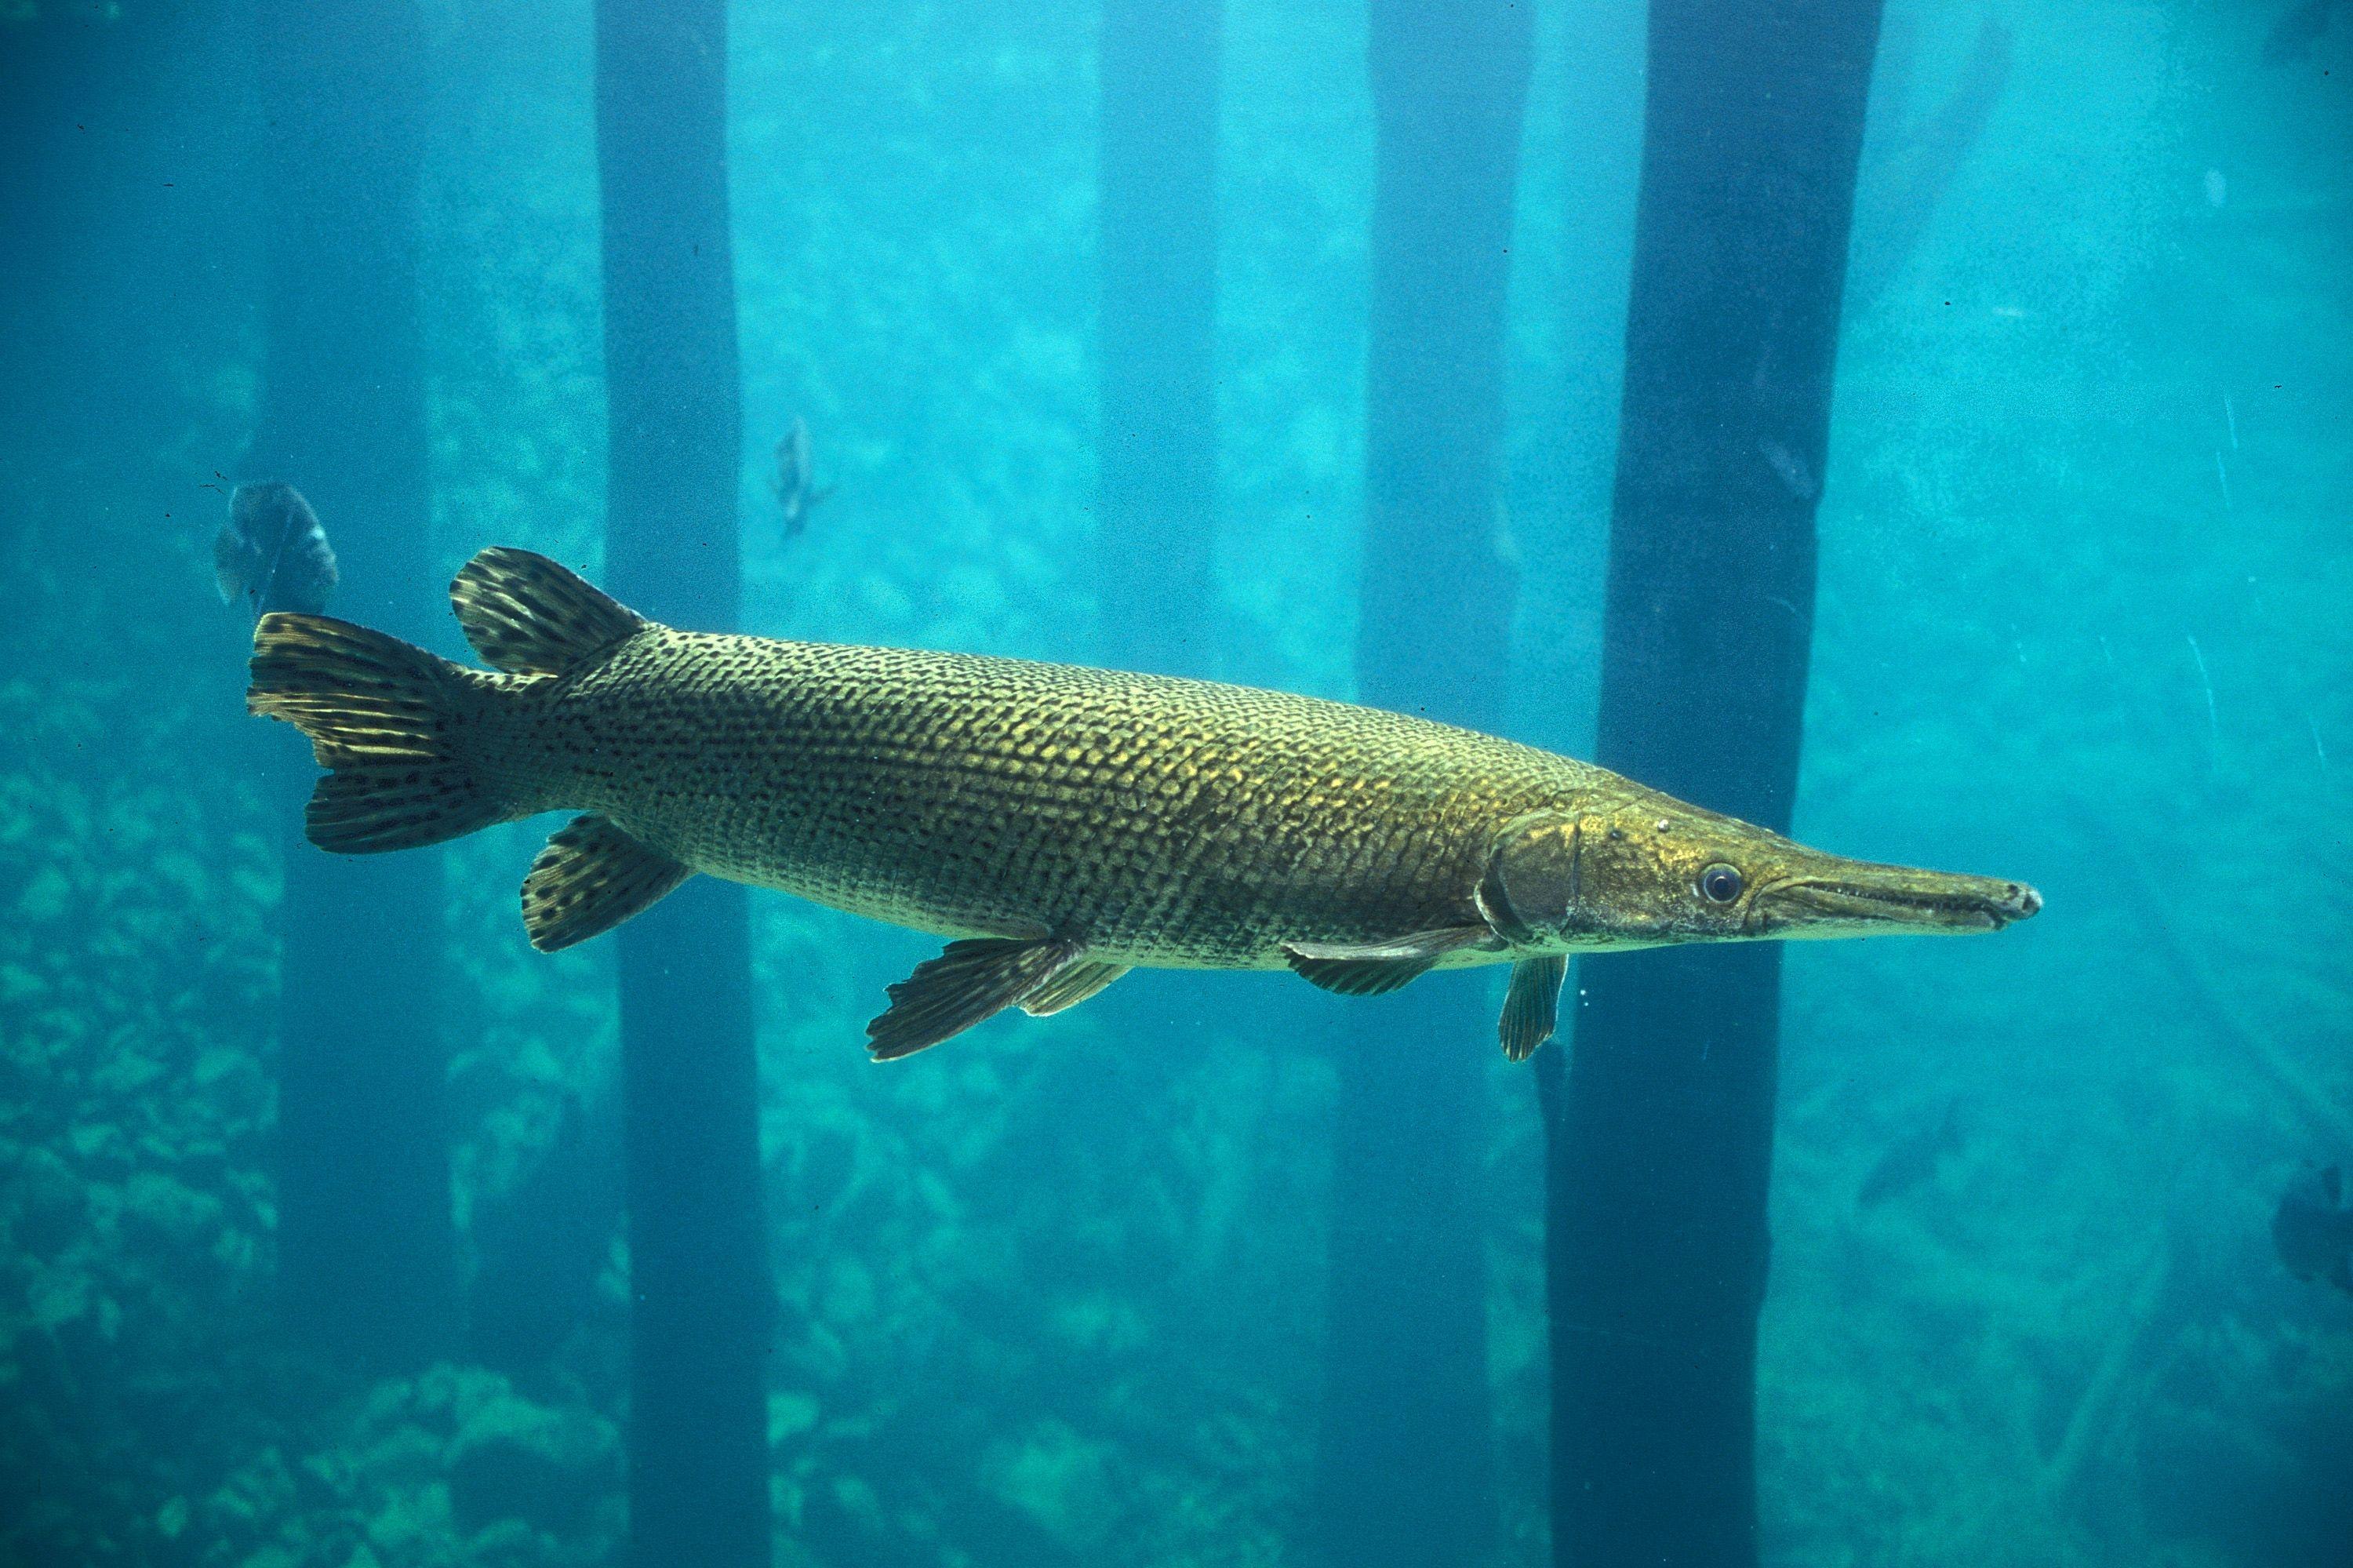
{"left": 2, "top": 2, "right": 2349, "bottom": 1566}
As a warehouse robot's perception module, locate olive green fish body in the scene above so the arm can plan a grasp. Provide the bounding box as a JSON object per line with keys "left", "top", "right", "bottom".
{"left": 489, "top": 628, "right": 1624, "bottom": 970}
{"left": 249, "top": 547, "right": 2038, "bottom": 1061}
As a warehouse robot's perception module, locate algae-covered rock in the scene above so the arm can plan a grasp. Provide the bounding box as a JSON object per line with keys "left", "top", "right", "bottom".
{"left": 120, "top": 1167, "right": 224, "bottom": 1251}
{"left": 769, "top": 1388, "right": 821, "bottom": 1444}
{"left": 980, "top": 1418, "right": 1121, "bottom": 1555}
{"left": 446, "top": 1389, "right": 619, "bottom": 1538}
{"left": 10, "top": 1144, "right": 86, "bottom": 1256}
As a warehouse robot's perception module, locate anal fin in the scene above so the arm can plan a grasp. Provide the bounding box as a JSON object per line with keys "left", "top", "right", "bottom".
{"left": 1019, "top": 960, "right": 1129, "bottom": 1017}
{"left": 1282, "top": 926, "right": 1495, "bottom": 997}
{"left": 522, "top": 814, "right": 693, "bottom": 951}
{"left": 868, "top": 935, "right": 1084, "bottom": 1060}
{"left": 1498, "top": 953, "right": 1566, "bottom": 1063}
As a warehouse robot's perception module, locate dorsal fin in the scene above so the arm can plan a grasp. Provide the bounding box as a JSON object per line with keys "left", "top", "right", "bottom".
{"left": 450, "top": 546, "right": 649, "bottom": 675}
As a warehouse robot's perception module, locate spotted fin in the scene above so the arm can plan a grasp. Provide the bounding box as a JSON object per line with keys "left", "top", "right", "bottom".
{"left": 450, "top": 546, "right": 648, "bottom": 676}
{"left": 1019, "top": 960, "right": 1129, "bottom": 1017}
{"left": 1282, "top": 927, "right": 1495, "bottom": 997}
{"left": 868, "top": 935, "right": 1085, "bottom": 1060}
{"left": 247, "top": 612, "right": 504, "bottom": 853}
{"left": 522, "top": 813, "right": 693, "bottom": 951}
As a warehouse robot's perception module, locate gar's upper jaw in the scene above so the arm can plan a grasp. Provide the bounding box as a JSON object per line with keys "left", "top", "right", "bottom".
{"left": 1752, "top": 865, "right": 2042, "bottom": 937}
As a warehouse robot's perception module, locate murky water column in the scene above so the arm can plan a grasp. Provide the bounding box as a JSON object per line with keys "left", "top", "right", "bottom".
{"left": 1096, "top": 0, "right": 1220, "bottom": 679}
{"left": 1319, "top": 3, "right": 1531, "bottom": 1563}
{"left": 595, "top": 2, "right": 773, "bottom": 1563}
{"left": 249, "top": 0, "right": 457, "bottom": 1374}
{"left": 1537, "top": 3, "right": 1883, "bottom": 1564}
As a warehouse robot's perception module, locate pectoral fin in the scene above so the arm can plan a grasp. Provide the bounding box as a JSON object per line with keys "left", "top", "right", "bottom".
{"left": 868, "top": 934, "right": 1085, "bottom": 1060}
{"left": 521, "top": 814, "right": 693, "bottom": 951}
{"left": 1498, "top": 954, "right": 1566, "bottom": 1063}
{"left": 1282, "top": 926, "right": 1495, "bottom": 997}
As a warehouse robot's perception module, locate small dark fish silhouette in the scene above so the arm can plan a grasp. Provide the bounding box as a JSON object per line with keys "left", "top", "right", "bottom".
{"left": 1857, "top": 1097, "right": 1965, "bottom": 1210}
{"left": 770, "top": 417, "right": 835, "bottom": 537}
{"left": 214, "top": 482, "right": 337, "bottom": 617}
{"left": 2264, "top": 0, "right": 2343, "bottom": 65}
{"left": 2273, "top": 1164, "right": 2353, "bottom": 1295}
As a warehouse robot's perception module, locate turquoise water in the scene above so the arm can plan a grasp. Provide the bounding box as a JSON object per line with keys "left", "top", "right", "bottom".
{"left": 2, "top": 2, "right": 2348, "bottom": 1566}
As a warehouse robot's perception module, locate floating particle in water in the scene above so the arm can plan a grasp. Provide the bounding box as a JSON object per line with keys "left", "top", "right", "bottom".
{"left": 2223, "top": 391, "right": 2238, "bottom": 449}
{"left": 2186, "top": 635, "right": 2219, "bottom": 773}
{"left": 1758, "top": 438, "right": 1816, "bottom": 501}
{"left": 2215, "top": 450, "right": 2234, "bottom": 512}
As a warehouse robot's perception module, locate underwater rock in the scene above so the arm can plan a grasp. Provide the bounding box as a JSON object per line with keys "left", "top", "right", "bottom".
{"left": 799, "top": 1472, "right": 901, "bottom": 1566}
{"left": 467, "top": 1088, "right": 623, "bottom": 1374}
{"left": 769, "top": 1389, "right": 821, "bottom": 1444}
{"left": 120, "top": 1169, "right": 224, "bottom": 1252}
{"left": 11, "top": 1145, "right": 88, "bottom": 1257}
{"left": 446, "top": 1390, "right": 620, "bottom": 1538}
{"left": 980, "top": 1418, "right": 1121, "bottom": 1555}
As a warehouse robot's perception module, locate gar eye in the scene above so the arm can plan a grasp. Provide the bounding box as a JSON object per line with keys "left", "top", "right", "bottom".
{"left": 1699, "top": 864, "right": 1744, "bottom": 904}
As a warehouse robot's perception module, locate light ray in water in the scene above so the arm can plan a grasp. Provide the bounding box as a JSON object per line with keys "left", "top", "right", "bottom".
{"left": 2223, "top": 391, "right": 2238, "bottom": 449}
{"left": 2214, "top": 450, "right": 2233, "bottom": 512}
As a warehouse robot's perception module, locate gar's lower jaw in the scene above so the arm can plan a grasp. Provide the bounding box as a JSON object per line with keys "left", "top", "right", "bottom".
{"left": 1757, "top": 871, "right": 2042, "bottom": 934}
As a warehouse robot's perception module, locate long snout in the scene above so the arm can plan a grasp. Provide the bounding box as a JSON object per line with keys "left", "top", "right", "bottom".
{"left": 1751, "top": 859, "right": 2041, "bottom": 938}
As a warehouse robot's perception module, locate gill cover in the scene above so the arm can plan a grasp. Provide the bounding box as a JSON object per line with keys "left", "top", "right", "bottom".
{"left": 1476, "top": 811, "right": 1585, "bottom": 944}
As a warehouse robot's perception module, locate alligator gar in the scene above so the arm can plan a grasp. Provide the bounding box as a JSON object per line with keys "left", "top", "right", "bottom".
{"left": 248, "top": 547, "right": 2040, "bottom": 1060}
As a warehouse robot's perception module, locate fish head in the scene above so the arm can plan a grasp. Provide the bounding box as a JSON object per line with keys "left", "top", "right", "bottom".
{"left": 1477, "top": 800, "right": 2040, "bottom": 951}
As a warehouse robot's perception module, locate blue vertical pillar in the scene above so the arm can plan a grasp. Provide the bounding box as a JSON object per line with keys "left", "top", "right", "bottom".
{"left": 595, "top": 2, "right": 773, "bottom": 1562}
{"left": 1540, "top": 3, "right": 1884, "bottom": 1563}
{"left": 249, "top": 0, "right": 456, "bottom": 1374}
{"left": 1320, "top": 3, "right": 1532, "bottom": 1563}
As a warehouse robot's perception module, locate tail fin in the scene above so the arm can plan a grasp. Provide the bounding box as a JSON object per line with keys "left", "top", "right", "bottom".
{"left": 249, "top": 613, "right": 506, "bottom": 853}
